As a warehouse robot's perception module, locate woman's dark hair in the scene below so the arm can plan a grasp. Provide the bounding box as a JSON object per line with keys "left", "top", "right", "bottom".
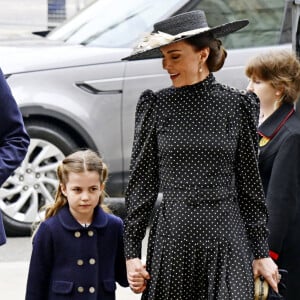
{"left": 185, "top": 33, "right": 227, "bottom": 72}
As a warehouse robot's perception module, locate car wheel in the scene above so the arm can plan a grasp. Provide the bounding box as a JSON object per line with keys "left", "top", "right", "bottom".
{"left": 0, "top": 120, "right": 80, "bottom": 236}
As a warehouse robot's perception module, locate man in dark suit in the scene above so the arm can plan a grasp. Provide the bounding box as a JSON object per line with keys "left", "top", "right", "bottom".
{"left": 0, "top": 68, "right": 30, "bottom": 245}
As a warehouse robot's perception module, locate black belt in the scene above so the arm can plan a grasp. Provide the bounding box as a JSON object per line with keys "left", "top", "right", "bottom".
{"left": 162, "top": 186, "right": 236, "bottom": 206}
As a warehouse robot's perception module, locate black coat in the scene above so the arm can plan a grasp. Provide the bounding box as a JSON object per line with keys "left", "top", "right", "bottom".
{"left": 258, "top": 102, "right": 300, "bottom": 300}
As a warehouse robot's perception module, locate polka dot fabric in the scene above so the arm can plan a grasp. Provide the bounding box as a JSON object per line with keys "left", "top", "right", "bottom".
{"left": 124, "top": 74, "right": 269, "bottom": 300}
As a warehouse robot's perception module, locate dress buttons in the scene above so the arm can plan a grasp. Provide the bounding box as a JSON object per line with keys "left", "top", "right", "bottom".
{"left": 89, "top": 286, "right": 95, "bottom": 293}
{"left": 77, "top": 286, "right": 84, "bottom": 293}
{"left": 77, "top": 259, "right": 84, "bottom": 266}
{"left": 74, "top": 231, "right": 81, "bottom": 238}
{"left": 89, "top": 258, "right": 96, "bottom": 265}
{"left": 88, "top": 230, "right": 94, "bottom": 237}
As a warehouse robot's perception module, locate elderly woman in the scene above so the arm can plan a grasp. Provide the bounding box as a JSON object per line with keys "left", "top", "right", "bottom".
{"left": 123, "top": 10, "right": 279, "bottom": 300}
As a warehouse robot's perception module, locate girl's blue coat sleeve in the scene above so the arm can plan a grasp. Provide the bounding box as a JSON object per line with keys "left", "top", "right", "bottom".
{"left": 26, "top": 222, "right": 54, "bottom": 299}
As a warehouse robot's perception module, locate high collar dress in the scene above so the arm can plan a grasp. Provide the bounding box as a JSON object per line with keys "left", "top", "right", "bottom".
{"left": 124, "top": 74, "right": 269, "bottom": 300}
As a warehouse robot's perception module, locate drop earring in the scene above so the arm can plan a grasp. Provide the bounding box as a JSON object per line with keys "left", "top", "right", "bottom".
{"left": 198, "top": 55, "right": 203, "bottom": 73}
{"left": 199, "top": 62, "right": 203, "bottom": 73}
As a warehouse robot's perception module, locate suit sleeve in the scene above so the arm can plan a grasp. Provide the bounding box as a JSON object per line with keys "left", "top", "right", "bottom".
{"left": 25, "top": 222, "right": 54, "bottom": 300}
{"left": 0, "top": 68, "right": 30, "bottom": 246}
{"left": 235, "top": 92, "right": 269, "bottom": 259}
{"left": 0, "top": 68, "right": 30, "bottom": 186}
{"left": 124, "top": 90, "right": 159, "bottom": 259}
{"left": 0, "top": 212, "right": 6, "bottom": 245}
{"left": 266, "top": 133, "right": 300, "bottom": 257}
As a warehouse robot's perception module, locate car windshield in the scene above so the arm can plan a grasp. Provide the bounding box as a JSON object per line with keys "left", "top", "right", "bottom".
{"left": 47, "top": 0, "right": 185, "bottom": 48}
{"left": 47, "top": 0, "right": 290, "bottom": 50}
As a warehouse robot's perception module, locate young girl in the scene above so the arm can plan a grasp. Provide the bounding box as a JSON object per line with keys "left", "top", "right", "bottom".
{"left": 25, "top": 149, "right": 128, "bottom": 300}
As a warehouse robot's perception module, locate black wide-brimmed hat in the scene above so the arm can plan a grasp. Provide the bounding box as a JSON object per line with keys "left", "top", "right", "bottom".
{"left": 122, "top": 10, "right": 249, "bottom": 61}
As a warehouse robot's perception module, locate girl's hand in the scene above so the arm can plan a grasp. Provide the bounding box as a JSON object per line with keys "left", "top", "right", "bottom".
{"left": 253, "top": 257, "right": 279, "bottom": 292}
{"left": 126, "top": 258, "right": 150, "bottom": 293}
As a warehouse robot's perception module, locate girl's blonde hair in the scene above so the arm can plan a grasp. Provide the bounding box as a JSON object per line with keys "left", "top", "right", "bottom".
{"left": 45, "top": 149, "right": 109, "bottom": 219}
{"left": 245, "top": 50, "right": 300, "bottom": 104}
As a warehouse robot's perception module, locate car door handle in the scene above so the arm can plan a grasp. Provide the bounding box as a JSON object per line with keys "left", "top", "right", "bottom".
{"left": 75, "top": 83, "right": 122, "bottom": 95}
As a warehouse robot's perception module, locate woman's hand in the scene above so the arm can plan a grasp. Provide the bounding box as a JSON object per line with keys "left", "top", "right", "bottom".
{"left": 126, "top": 258, "right": 150, "bottom": 293}
{"left": 253, "top": 257, "right": 279, "bottom": 292}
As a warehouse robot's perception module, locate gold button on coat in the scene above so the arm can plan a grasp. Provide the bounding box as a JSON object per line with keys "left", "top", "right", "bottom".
{"left": 89, "top": 258, "right": 96, "bottom": 265}
{"left": 89, "top": 286, "right": 95, "bottom": 293}
{"left": 74, "top": 231, "right": 81, "bottom": 238}
{"left": 77, "top": 286, "right": 84, "bottom": 293}
{"left": 77, "top": 259, "right": 84, "bottom": 266}
{"left": 88, "top": 230, "right": 94, "bottom": 237}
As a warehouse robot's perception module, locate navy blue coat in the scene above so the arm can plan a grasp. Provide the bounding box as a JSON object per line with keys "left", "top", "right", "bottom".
{"left": 258, "top": 102, "right": 300, "bottom": 300}
{"left": 0, "top": 68, "right": 30, "bottom": 245}
{"left": 25, "top": 205, "right": 128, "bottom": 300}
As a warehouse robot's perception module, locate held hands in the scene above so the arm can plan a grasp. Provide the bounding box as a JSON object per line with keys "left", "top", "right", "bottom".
{"left": 253, "top": 257, "right": 279, "bottom": 293}
{"left": 126, "top": 258, "right": 150, "bottom": 294}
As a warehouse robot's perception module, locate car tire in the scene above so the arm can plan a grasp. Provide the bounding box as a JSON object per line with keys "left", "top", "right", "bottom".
{"left": 1, "top": 120, "right": 80, "bottom": 236}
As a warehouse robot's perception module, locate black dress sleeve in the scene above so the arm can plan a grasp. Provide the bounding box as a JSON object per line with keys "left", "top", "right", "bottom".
{"left": 235, "top": 92, "right": 269, "bottom": 259}
{"left": 124, "top": 90, "right": 159, "bottom": 259}
{"left": 114, "top": 217, "right": 129, "bottom": 287}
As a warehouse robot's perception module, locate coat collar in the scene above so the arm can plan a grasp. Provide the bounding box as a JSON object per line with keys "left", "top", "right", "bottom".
{"left": 58, "top": 205, "right": 109, "bottom": 230}
{"left": 258, "top": 102, "right": 295, "bottom": 139}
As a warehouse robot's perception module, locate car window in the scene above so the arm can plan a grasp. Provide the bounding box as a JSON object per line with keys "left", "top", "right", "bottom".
{"left": 48, "top": 0, "right": 186, "bottom": 47}
{"left": 191, "top": 0, "right": 290, "bottom": 49}
{"left": 48, "top": 0, "right": 290, "bottom": 50}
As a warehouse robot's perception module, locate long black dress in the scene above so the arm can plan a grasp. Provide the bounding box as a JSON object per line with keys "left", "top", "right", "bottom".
{"left": 124, "top": 74, "right": 269, "bottom": 300}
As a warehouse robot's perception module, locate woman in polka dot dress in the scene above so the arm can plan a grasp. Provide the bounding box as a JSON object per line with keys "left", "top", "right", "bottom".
{"left": 122, "top": 10, "right": 279, "bottom": 300}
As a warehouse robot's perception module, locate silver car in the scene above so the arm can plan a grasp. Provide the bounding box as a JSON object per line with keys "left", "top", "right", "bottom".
{"left": 0, "top": 0, "right": 293, "bottom": 235}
